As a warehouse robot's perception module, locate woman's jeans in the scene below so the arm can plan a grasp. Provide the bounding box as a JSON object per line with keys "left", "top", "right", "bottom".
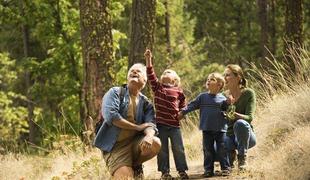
{"left": 225, "top": 119, "right": 256, "bottom": 157}
{"left": 157, "top": 124, "right": 188, "bottom": 173}
{"left": 203, "top": 131, "right": 230, "bottom": 172}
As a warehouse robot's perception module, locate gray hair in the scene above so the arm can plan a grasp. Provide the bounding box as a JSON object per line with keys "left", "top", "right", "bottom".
{"left": 127, "top": 63, "right": 147, "bottom": 82}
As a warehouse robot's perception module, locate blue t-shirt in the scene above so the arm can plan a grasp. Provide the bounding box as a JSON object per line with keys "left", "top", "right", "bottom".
{"left": 182, "top": 92, "right": 228, "bottom": 132}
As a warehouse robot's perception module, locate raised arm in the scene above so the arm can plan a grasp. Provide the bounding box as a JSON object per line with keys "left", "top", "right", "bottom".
{"left": 144, "top": 49, "right": 153, "bottom": 67}
{"left": 144, "top": 49, "right": 161, "bottom": 92}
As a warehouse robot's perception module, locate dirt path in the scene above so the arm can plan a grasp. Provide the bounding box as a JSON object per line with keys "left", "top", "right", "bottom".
{"left": 143, "top": 157, "right": 244, "bottom": 180}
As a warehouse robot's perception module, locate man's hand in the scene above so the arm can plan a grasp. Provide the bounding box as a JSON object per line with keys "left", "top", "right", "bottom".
{"left": 135, "top": 122, "right": 154, "bottom": 131}
{"left": 140, "top": 134, "right": 154, "bottom": 155}
{"left": 144, "top": 49, "right": 152, "bottom": 67}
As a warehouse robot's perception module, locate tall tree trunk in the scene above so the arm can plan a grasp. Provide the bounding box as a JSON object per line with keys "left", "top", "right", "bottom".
{"left": 258, "top": 0, "right": 269, "bottom": 60}
{"left": 270, "top": 0, "right": 277, "bottom": 55}
{"left": 285, "top": 0, "right": 303, "bottom": 73}
{"left": 164, "top": 0, "right": 172, "bottom": 67}
{"left": 79, "top": 0, "right": 114, "bottom": 145}
{"left": 285, "top": 0, "right": 303, "bottom": 46}
{"left": 20, "top": 0, "right": 36, "bottom": 144}
{"left": 129, "top": 0, "right": 156, "bottom": 68}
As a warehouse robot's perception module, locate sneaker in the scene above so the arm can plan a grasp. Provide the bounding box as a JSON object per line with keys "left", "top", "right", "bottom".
{"left": 238, "top": 154, "right": 247, "bottom": 170}
{"left": 161, "top": 172, "right": 173, "bottom": 180}
{"left": 133, "top": 164, "right": 144, "bottom": 179}
{"left": 202, "top": 170, "right": 214, "bottom": 177}
{"left": 178, "top": 171, "right": 189, "bottom": 179}
{"left": 221, "top": 169, "right": 230, "bottom": 176}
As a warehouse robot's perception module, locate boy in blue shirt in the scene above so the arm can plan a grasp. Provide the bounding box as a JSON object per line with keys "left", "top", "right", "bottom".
{"left": 179, "top": 72, "right": 230, "bottom": 177}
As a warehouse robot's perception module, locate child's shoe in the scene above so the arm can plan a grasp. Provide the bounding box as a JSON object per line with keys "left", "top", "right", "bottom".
{"left": 202, "top": 170, "right": 214, "bottom": 177}
{"left": 178, "top": 171, "right": 189, "bottom": 179}
{"left": 221, "top": 169, "right": 231, "bottom": 176}
{"left": 161, "top": 172, "right": 173, "bottom": 180}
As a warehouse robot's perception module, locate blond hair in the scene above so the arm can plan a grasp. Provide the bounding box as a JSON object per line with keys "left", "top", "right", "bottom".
{"left": 226, "top": 64, "right": 247, "bottom": 88}
{"left": 160, "top": 69, "right": 181, "bottom": 87}
{"left": 209, "top": 72, "right": 225, "bottom": 90}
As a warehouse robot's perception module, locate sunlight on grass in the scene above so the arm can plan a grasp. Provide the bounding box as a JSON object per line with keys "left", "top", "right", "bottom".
{"left": 0, "top": 46, "right": 309, "bottom": 179}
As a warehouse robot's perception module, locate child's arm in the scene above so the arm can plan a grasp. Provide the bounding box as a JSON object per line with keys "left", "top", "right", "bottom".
{"left": 179, "top": 91, "right": 186, "bottom": 110}
{"left": 179, "top": 94, "right": 201, "bottom": 118}
{"left": 221, "top": 94, "right": 234, "bottom": 111}
{"left": 177, "top": 92, "right": 186, "bottom": 120}
{"left": 144, "top": 49, "right": 153, "bottom": 67}
{"left": 144, "top": 49, "right": 161, "bottom": 92}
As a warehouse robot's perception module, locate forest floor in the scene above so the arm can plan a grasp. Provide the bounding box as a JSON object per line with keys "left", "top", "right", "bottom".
{"left": 1, "top": 85, "right": 310, "bottom": 180}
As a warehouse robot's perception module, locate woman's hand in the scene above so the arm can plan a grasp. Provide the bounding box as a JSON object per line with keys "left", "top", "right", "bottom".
{"left": 226, "top": 95, "right": 235, "bottom": 105}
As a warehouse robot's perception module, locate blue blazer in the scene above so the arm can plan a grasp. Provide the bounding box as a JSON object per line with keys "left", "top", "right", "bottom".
{"left": 94, "top": 86, "right": 156, "bottom": 152}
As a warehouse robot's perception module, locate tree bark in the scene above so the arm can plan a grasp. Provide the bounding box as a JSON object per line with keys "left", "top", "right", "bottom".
{"left": 20, "top": 0, "right": 36, "bottom": 144}
{"left": 258, "top": 0, "right": 269, "bottom": 59}
{"left": 129, "top": 0, "right": 156, "bottom": 68}
{"left": 164, "top": 1, "right": 171, "bottom": 57}
{"left": 285, "top": 0, "right": 303, "bottom": 46}
{"left": 270, "top": 0, "right": 277, "bottom": 55}
{"left": 284, "top": 0, "right": 303, "bottom": 73}
{"left": 79, "top": 0, "right": 114, "bottom": 145}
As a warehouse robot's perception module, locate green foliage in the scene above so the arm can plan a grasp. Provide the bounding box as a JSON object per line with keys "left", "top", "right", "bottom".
{"left": 185, "top": 0, "right": 261, "bottom": 63}
{"left": 0, "top": 0, "right": 309, "bottom": 153}
{"left": 0, "top": 53, "right": 28, "bottom": 147}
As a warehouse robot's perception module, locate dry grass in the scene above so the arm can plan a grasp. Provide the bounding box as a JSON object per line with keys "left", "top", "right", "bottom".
{"left": 245, "top": 46, "right": 310, "bottom": 180}
{"left": 1, "top": 47, "right": 309, "bottom": 180}
{"left": 247, "top": 84, "right": 310, "bottom": 180}
{"left": 0, "top": 147, "right": 108, "bottom": 180}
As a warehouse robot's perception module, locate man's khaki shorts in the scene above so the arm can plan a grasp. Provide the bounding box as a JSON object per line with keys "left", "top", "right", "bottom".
{"left": 102, "top": 135, "right": 143, "bottom": 175}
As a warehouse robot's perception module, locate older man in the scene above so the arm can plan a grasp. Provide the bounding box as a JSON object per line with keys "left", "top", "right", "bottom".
{"left": 94, "top": 63, "right": 161, "bottom": 179}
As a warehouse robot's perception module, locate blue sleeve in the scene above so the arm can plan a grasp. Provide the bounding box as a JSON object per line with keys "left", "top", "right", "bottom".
{"left": 143, "top": 102, "right": 155, "bottom": 124}
{"left": 220, "top": 94, "right": 228, "bottom": 110}
{"left": 182, "top": 94, "right": 202, "bottom": 115}
{"left": 102, "top": 87, "right": 123, "bottom": 126}
{"left": 142, "top": 98, "right": 158, "bottom": 134}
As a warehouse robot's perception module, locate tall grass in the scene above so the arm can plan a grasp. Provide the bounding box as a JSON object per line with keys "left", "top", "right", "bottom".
{"left": 246, "top": 46, "right": 310, "bottom": 179}
{"left": 1, "top": 46, "right": 309, "bottom": 179}
{"left": 248, "top": 46, "right": 310, "bottom": 105}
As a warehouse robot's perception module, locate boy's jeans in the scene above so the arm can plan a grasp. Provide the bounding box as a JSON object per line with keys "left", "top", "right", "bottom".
{"left": 157, "top": 124, "right": 188, "bottom": 173}
{"left": 203, "top": 131, "right": 230, "bottom": 172}
{"left": 225, "top": 119, "right": 256, "bottom": 158}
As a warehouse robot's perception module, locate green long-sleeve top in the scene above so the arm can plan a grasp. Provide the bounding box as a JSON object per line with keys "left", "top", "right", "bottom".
{"left": 227, "top": 88, "right": 256, "bottom": 136}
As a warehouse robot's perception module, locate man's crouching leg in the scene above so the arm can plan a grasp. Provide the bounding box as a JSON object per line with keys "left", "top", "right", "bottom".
{"left": 113, "top": 166, "right": 134, "bottom": 179}
{"left": 136, "top": 136, "right": 161, "bottom": 165}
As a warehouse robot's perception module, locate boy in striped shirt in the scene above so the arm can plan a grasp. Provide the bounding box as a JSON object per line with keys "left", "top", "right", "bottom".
{"left": 144, "top": 49, "right": 189, "bottom": 179}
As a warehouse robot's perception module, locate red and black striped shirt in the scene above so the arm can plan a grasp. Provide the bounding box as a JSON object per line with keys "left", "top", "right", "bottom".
{"left": 147, "top": 66, "right": 186, "bottom": 127}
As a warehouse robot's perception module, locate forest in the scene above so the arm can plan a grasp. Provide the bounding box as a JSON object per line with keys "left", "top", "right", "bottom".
{"left": 0, "top": 0, "right": 310, "bottom": 179}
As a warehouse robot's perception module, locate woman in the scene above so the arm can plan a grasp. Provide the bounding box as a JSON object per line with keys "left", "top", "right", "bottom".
{"left": 223, "top": 64, "right": 256, "bottom": 170}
